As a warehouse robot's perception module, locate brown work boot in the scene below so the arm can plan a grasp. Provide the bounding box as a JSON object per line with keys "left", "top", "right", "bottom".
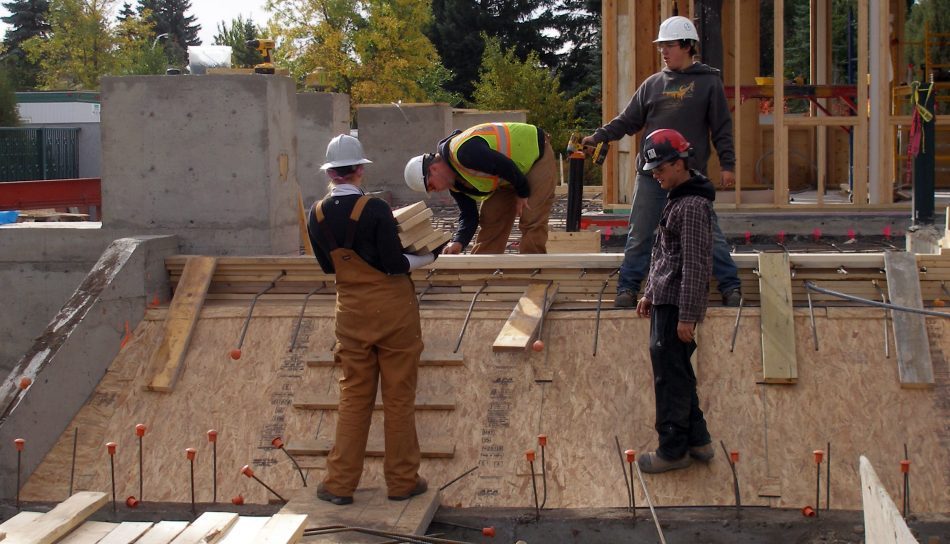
{"left": 688, "top": 443, "right": 715, "bottom": 462}
{"left": 722, "top": 289, "right": 742, "bottom": 307}
{"left": 637, "top": 451, "right": 692, "bottom": 474}
{"left": 317, "top": 482, "right": 353, "bottom": 506}
{"left": 614, "top": 289, "right": 637, "bottom": 308}
{"left": 388, "top": 477, "right": 428, "bottom": 501}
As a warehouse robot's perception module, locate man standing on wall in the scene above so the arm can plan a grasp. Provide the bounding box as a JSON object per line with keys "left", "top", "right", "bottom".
{"left": 583, "top": 15, "right": 742, "bottom": 308}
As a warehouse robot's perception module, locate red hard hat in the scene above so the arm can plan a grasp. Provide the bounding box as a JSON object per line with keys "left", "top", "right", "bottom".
{"left": 642, "top": 129, "right": 692, "bottom": 171}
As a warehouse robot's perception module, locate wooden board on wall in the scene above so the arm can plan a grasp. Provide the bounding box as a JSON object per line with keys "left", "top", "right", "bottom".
{"left": 884, "top": 251, "right": 935, "bottom": 387}
{"left": 758, "top": 252, "right": 798, "bottom": 383}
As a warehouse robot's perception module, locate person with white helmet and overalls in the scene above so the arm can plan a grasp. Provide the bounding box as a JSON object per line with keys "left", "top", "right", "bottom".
{"left": 307, "top": 134, "right": 434, "bottom": 505}
{"left": 582, "top": 15, "right": 742, "bottom": 309}
{"left": 404, "top": 122, "right": 556, "bottom": 254}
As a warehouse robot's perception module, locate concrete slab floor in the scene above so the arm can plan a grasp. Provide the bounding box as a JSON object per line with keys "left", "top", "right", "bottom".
{"left": 431, "top": 506, "right": 950, "bottom": 543}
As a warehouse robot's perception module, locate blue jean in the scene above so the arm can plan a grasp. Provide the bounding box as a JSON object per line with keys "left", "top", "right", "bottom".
{"left": 617, "top": 174, "right": 741, "bottom": 295}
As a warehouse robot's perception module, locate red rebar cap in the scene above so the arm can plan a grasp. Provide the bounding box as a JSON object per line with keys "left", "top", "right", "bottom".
{"left": 106, "top": 442, "right": 117, "bottom": 455}
{"left": 241, "top": 465, "right": 254, "bottom": 477}
{"left": 537, "top": 435, "right": 547, "bottom": 447}
{"left": 624, "top": 449, "right": 635, "bottom": 463}
{"left": 813, "top": 450, "right": 824, "bottom": 464}
{"left": 730, "top": 451, "right": 740, "bottom": 464}
{"left": 14, "top": 438, "right": 25, "bottom": 451}
{"left": 135, "top": 424, "right": 147, "bottom": 437}
{"left": 271, "top": 437, "right": 284, "bottom": 449}
{"left": 207, "top": 430, "right": 218, "bottom": 442}
{"left": 482, "top": 526, "right": 496, "bottom": 537}
{"left": 185, "top": 448, "right": 196, "bottom": 461}
{"left": 125, "top": 496, "right": 140, "bottom": 508}
{"left": 525, "top": 450, "right": 535, "bottom": 462}
{"left": 900, "top": 460, "right": 910, "bottom": 473}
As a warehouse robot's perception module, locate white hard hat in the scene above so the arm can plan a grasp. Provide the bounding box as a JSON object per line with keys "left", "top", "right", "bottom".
{"left": 404, "top": 154, "right": 428, "bottom": 193}
{"left": 654, "top": 16, "right": 699, "bottom": 42}
{"left": 320, "top": 134, "right": 372, "bottom": 170}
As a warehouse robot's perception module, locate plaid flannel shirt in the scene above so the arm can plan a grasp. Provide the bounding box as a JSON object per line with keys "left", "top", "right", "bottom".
{"left": 642, "top": 187, "right": 714, "bottom": 323}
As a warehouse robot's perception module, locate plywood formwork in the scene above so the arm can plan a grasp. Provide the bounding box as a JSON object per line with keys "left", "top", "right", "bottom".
{"left": 18, "top": 254, "right": 950, "bottom": 515}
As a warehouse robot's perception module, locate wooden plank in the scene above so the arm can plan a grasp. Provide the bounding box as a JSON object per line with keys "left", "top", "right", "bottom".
{"left": 885, "top": 251, "right": 935, "bottom": 388}
{"left": 398, "top": 220, "right": 433, "bottom": 247}
{"left": 306, "top": 350, "right": 464, "bottom": 367}
{"left": 98, "top": 522, "right": 155, "bottom": 544}
{"left": 396, "top": 208, "right": 433, "bottom": 232}
{"left": 279, "top": 487, "right": 439, "bottom": 544}
{"left": 546, "top": 231, "right": 601, "bottom": 254}
{"left": 169, "top": 512, "right": 238, "bottom": 544}
{"left": 406, "top": 230, "right": 443, "bottom": 253}
{"left": 416, "top": 231, "right": 452, "bottom": 255}
{"left": 0, "top": 512, "right": 44, "bottom": 534}
{"left": 253, "top": 514, "right": 307, "bottom": 544}
{"left": 286, "top": 438, "right": 455, "bottom": 459}
{"left": 493, "top": 283, "right": 558, "bottom": 352}
{"left": 217, "top": 517, "right": 269, "bottom": 544}
{"left": 293, "top": 390, "right": 455, "bottom": 411}
{"left": 758, "top": 253, "right": 798, "bottom": 383}
{"left": 3, "top": 492, "right": 107, "bottom": 544}
{"left": 58, "top": 521, "right": 118, "bottom": 543}
{"left": 392, "top": 201, "right": 427, "bottom": 223}
{"left": 145, "top": 256, "right": 217, "bottom": 392}
{"left": 859, "top": 456, "right": 918, "bottom": 544}
{"left": 134, "top": 521, "right": 189, "bottom": 544}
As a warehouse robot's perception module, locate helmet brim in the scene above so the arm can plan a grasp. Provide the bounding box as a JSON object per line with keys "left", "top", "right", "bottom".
{"left": 320, "top": 158, "right": 373, "bottom": 170}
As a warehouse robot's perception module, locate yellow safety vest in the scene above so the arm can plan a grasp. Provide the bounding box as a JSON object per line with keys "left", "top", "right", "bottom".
{"left": 447, "top": 123, "right": 541, "bottom": 201}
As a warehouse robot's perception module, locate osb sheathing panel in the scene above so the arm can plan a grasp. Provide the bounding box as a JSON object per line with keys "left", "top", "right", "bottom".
{"left": 20, "top": 305, "right": 950, "bottom": 513}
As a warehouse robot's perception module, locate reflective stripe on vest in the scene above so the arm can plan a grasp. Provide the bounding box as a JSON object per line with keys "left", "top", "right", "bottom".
{"left": 446, "top": 123, "right": 540, "bottom": 201}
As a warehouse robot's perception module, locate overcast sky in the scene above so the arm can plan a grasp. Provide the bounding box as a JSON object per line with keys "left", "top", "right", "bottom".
{"left": 0, "top": 0, "right": 273, "bottom": 46}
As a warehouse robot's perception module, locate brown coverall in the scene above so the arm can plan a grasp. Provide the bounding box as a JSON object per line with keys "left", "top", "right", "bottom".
{"left": 470, "top": 138, "right": 558, "bottom": 254}
{"left": 314, "top": 196, "right": 424, "bottom": 498}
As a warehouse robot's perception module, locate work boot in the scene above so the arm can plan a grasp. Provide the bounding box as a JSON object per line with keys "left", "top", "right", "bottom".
{"left": 388, "top": 477, "right": 428, "bottom": 501}
{"left": 722, "top": 289, "right": 742, "bottom": 307}
{"left": 688, "top": 443, "right": 715, "bottom": 462}
{"left": 317, "top": 482, "right": 353, "bottom": 506}
{"left": 637, "top": 451, "right": 692, "bottom": 474}
{"left": 614, "top": 289, "right": 637, "bottom": 308}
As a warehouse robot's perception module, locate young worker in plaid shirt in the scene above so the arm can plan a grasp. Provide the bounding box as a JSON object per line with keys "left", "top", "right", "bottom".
{"left": 635, "top": 128, "right": 716, "bottom": 474}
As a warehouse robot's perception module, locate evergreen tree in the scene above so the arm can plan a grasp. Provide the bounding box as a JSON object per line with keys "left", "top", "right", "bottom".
{"left": 1, "top": 0, "right": 51, "bottom": 89}
{"left": 905, "top": 0, "right": 950, "bottom": 80}
{"left": 137, "top": 0, "right": 200, "bottom": 66}
{"left": 117, "top": 1, "right": 135, "bottom": 21}
{"left": 426, "top": 0, "right": 558, "bottom": 102}
{"left": 212, "top": 15, "right": 263, "bottom": 68}
{"left": 550, "top": 0, "right": 600, "bottom": 130}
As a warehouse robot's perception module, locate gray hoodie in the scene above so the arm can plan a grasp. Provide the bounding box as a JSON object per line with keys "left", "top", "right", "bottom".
{"left": 591, "top": 62, "right": 735, "bottom": 176}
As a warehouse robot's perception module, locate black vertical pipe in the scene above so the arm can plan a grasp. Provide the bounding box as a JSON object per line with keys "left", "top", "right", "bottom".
{"left": 913, "top": 84, "right": 935, "bottom": 226}
{"left": 567, "top": 155, "right": 584, "bottom": 232}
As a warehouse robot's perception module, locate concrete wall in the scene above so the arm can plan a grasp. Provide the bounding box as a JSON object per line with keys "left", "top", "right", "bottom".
{"left": 357, "top": 103, "right": 454, "bottom": 207}
{"left": 100, "top": 75, "right": 300, "bottom": 255}
{"left": 0, "top": 235, "right": 177, "bottom": 499}
{"left": 297, "top": 93, "right": 350, "bottom": 208}
{"left": 0, "top": 228, "right": 122, "bottom": 375}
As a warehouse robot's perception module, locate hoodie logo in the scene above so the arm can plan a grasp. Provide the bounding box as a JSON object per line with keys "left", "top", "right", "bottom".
{"left": 663, "top": 81, "right": 695, "bottom": 101}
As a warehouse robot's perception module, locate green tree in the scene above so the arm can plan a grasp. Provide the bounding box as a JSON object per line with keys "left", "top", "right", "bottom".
{"left": 213, "top": 15, "right": 263, "bottom": 68}
{"left": 471, "top": 36, "right": 581, "bottom": 154}
{"left": 24, "top": 0, "right": 115, "bottom": 88}
{"left": 1, "top": 0, "right": 51, "bottom": 89}
{"left": 905, "top": 0, "right": 950, "bottom": 79}
{"left": 0, "top": 69, "right": 20, "bottom": 125}
{"left": 268, "top": 0, "right": 453, "bottom": 105}
{"left": 137, "top": 0, "right": 200, "bottom": 66}
{"left": 550, "top": 0, "right": 600, "bottom": 131}
{"left": 116, "top": 0, "right": 134, "bottom": 20}
{"left": 23, "top": 0, "right": 163, "bottom": 88}
{"left": 426, "top": 0, "right": 557, "bottom": 102}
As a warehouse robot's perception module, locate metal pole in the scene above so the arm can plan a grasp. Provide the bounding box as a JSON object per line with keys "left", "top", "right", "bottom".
{"left": 567, "top": 151, "right": 585, "bottom": 231}
{"left": 912, "top": 83, "right": 935, "bottom": 226}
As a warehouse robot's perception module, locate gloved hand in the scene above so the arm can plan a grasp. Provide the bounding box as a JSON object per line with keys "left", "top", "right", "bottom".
{"left": 432, "top": 240, "right": 454, "bottom": 260}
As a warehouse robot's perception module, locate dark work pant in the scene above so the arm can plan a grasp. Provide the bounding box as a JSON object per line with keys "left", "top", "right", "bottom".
{"left": 649, "top": 304, "right": 711, "bottom": 460}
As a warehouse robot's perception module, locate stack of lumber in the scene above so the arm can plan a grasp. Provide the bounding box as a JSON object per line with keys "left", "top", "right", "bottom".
{"left": 392, "top": 201, "right": 451, "bottom": 255}
{"left": 0, "top": 492, "right": 307, "bottom": 543}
